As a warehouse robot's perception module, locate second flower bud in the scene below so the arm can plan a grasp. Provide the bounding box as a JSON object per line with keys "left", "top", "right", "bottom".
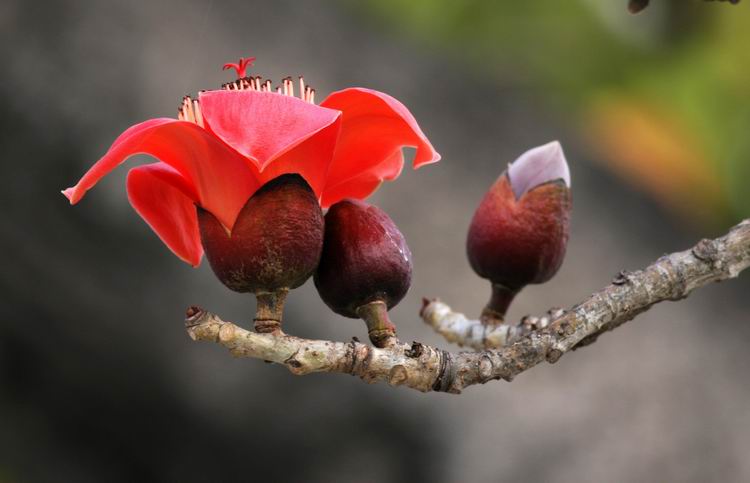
{"left": 314, "top": 199, "right": 412, "bottom": 347}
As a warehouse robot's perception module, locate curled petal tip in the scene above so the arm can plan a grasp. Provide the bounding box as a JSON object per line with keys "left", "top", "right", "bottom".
{"left": 507, "top": 141, "right": 570, "bottom": 199}
{"left": 417, "top": 150, "right": 441, "bottom": 167}
{"left": 61, "top": 187, "right": 76, "bottom": 204}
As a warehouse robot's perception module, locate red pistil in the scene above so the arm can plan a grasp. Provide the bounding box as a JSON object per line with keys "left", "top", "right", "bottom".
{"left": 222, "top": 56, "right": 256, "bottom": 79}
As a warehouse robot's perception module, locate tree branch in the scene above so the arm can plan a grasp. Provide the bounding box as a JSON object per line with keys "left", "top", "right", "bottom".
{"left": 185, "top": 219, "right": 750, "bottom": 394}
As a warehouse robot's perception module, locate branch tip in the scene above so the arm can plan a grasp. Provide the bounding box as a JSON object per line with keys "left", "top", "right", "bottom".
{"left": 185, "top": 305, "right": 203, "bottom": 319}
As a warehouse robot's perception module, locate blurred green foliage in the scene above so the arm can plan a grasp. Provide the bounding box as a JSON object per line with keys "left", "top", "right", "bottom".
{"left": 352, "top": 0, "right": 750, "bottom": 225}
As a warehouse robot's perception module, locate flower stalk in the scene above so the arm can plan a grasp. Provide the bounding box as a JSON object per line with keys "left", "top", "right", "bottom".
{"left": 356, "top": 301, "right": 398, "bottom": 348}
{"left": 480, "top": 283, "right": 519, "bottom": 325}
{"left": 254, "top": 289, "right": 289, "bottom": 333}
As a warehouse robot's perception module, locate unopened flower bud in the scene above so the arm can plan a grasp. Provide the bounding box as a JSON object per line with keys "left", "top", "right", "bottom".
{"left": 314, "top": 199, "right": 412, "bottom": 347}
{"left": 198, "top": 174, "right": 324, "bottom": 331}
{"left": 466, "top": 141, "right": 571, "bottom": 323}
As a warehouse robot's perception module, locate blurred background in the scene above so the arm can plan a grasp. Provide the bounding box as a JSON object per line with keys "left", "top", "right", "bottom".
{"left": 2, "top": 0, "right": 749, "bottom": 481}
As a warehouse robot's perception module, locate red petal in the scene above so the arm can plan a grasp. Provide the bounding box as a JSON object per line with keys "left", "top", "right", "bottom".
{"left": 127, "top": 163, "right": 203, "bottom": 266}
{"left": 320, "top": 150, "right": 402, "bottom": 208}
{"left": 199, "top": 90, "right": 341, "bottom": 172}
{"left": 257, "top": 114, "right": 342, "bottom": 198}
{"left": 319, "top": 88, "right": 440, "bottom": 205}
{"left": 63, "top": 118, "right": 261, "bottom": 231}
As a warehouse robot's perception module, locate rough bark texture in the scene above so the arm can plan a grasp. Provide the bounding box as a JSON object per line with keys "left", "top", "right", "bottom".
{"left": 186, "top": 219, "right": 750, "bottom": 394}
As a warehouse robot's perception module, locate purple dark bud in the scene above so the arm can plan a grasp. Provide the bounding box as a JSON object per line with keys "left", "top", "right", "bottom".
{"left": 314, "top": 199, "right": 412, "bottom": 319}
{"left": 314, "top": 199, "right": 412, "bottom": 347}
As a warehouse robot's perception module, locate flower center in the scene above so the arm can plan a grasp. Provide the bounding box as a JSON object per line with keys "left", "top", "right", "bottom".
{"left": 178, "top": 56, "right": 316, "bottom": 125}
{"left": 223, "top": 57, "right": 256, "bottom": 78}
{"left": 222, "top": 75, "right": 315, "bottom": 104}
{"left": 178, "top": 96, "right": 204, "bottom": 127}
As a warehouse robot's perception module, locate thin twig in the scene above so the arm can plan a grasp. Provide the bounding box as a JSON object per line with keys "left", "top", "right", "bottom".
{"left": 186, "top": 219, "right": 750, "bottom": 394}
{"left": 420, "top": 300, "right": 561, "bottom": 351}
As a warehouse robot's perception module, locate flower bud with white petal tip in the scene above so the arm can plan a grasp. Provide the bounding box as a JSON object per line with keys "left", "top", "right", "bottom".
{"left": 467, "top": 141, "right": 572, "bottom": 324}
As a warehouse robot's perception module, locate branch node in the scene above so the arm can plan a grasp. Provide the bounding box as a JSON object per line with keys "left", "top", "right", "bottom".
{"left": 185, "top": 306, "right": 212, "bottom": 340}
{"left": 388, "top": 365, "right": 409, "bottom": 386}
{"left": 432, "top": 350, "right": 457, "bottom": 393}
{"left": 218, "top": 323, "right": 236, "bottom": 342}
{"left": 547, "top": 307, "right": 566, "bottom": 319}
{"left": 405, "top": 341, "right": 424, "bottom": 358}
{"left": 612, "top": 270, "right": 633, "bottom": 285}
{"left": 349, "top": 342, "right": 371, "bottom": 378}
{"left": 478, "top": 355, "right": 494, "bottom": 381}
{"left": 254, "top": 319, "right": 282, "bottom": 334}
{"left": 692, "top": 238, "right": 719, "bottom": 264}
{"left": 284, "top": 351, "right": 303, "bottom": 370}
{"left": 547, "top": 348, "right": 564, "bottom": 364}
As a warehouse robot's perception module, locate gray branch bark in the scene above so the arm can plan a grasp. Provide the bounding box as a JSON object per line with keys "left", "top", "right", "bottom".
{"left": 186, "top": 219, "right": 750, "bottom": 394}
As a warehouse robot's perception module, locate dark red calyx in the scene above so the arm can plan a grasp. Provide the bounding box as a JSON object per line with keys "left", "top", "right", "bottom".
{"left": 467, "top": 142, "right": 571, "bottom": 317}
{"left": 314, "top": 199, "right": 412, "bottom": 321}
{"left": 198, "top": 173, "right": 324, "bottom": 294}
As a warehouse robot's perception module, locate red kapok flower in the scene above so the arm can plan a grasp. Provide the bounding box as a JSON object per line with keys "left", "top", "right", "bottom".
{"left": 62, "top": 56, "right": 440, "bottom": 267}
